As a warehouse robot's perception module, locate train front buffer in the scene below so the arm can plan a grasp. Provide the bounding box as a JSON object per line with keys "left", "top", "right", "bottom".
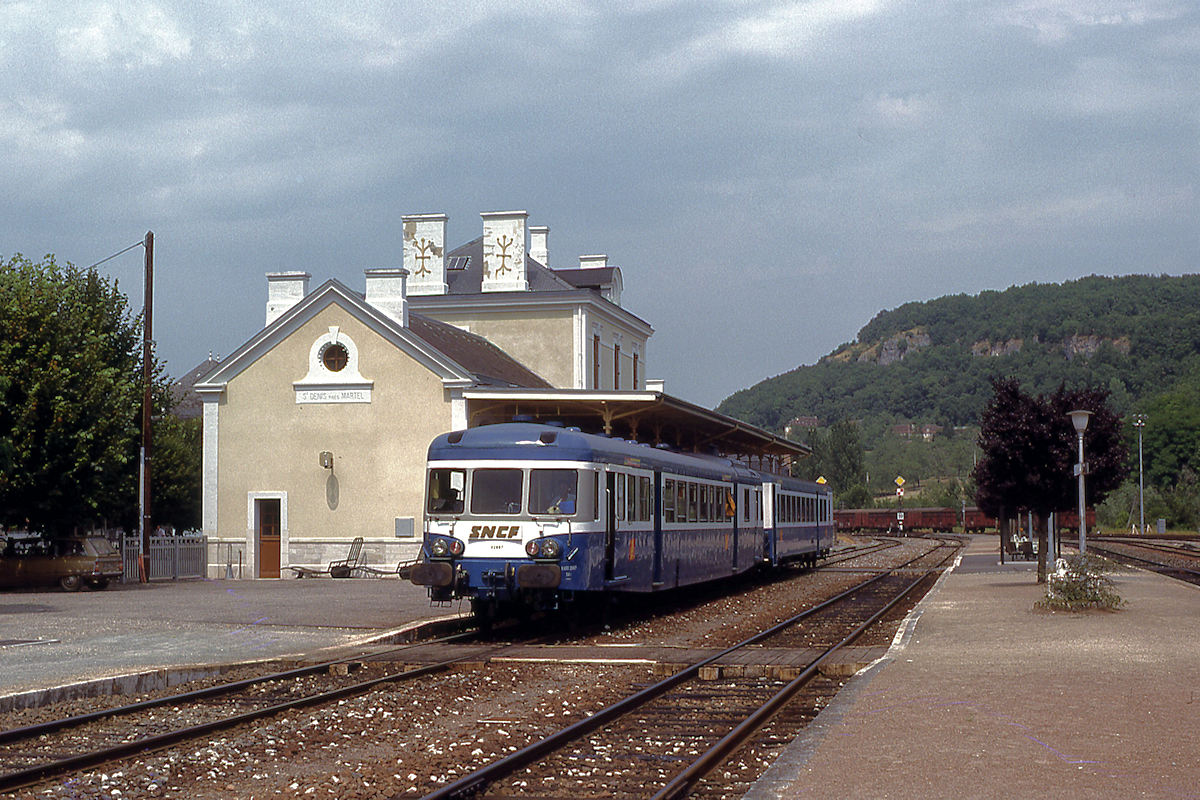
{"left": 410, "top": 519, "right": 582, "bottom": 606}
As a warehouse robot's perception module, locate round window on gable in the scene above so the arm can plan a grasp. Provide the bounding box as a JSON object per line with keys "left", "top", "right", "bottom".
{"left": 321, "top": 343, "right": 350, "bottom": 372}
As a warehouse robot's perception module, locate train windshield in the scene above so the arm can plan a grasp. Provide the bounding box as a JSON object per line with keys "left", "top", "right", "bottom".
{"left": 470, "top": 469, "right": 524, "bottom": 515}
{"left": 528, "top": 469, "right": 578, "bottom": 516}
{"left": 427, "top": 469, "right": 465, "bottom": 514}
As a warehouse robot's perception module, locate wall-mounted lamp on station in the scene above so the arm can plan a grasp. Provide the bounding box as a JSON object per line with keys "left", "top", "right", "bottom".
{"left": 319, "top": 451, "right": 334, "bottom": 470}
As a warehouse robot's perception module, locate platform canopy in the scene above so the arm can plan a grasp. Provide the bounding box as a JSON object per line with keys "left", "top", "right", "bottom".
{"left": 462, "top": 388, "right": 809, "bottom": 473}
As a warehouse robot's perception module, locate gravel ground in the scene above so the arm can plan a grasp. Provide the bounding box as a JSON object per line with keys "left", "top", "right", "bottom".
{"left": 3, "top": 538, "right": 942, "bottom": 799}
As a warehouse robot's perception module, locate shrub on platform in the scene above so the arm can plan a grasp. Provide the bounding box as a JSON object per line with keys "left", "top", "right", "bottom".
{"left": 1038, "top": 553, "right": 1124, "bottom": 611}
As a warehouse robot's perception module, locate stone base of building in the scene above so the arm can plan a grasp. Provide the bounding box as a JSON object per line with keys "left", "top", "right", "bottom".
{"left": 205, "top": 537, "right": 423, "bottom": 579}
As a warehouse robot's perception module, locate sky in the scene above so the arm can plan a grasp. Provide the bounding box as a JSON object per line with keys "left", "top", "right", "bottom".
{"left": 3, "top": 1, "right": 1197, "bottom": 408}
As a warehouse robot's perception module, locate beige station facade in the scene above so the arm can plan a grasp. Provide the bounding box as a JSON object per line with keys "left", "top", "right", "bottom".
{"left": 196, "top": 210, "right": 654, "bottom": 578}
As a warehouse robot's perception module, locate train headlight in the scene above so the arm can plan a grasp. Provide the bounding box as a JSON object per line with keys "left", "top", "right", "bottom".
{"left": 448, "top": 538, "right": 464, "bottom": 557}
{"left": 430, "top": 538, "right": 450, "bottom": 557}
{"left": 524, "top": 538, "right": 561, "bottom": 559}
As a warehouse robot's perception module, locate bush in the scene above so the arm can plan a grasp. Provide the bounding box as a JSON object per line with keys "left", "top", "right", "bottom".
{"left": 1037, "top": 553, "right": 1124, "bottom": 611}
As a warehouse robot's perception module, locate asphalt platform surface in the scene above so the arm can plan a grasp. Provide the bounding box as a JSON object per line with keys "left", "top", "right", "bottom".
{"left": 747, "top": 535, "right": 1200, "bottom": 800}
{"left": 0, "top": 576, "right": 463, "bottom": 700}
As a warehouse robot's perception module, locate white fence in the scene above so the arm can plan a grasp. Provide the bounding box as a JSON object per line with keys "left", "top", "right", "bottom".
{"left": 122, "top": 534, "right": 207, "bottom": 582}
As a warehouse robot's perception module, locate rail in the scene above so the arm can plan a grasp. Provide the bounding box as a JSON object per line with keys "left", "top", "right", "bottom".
{"left": 416, "top": 539, "right": 958, "bottom": 800}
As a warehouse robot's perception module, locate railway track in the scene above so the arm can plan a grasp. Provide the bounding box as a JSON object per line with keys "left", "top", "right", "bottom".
{"left": 1089, "top": 539, "right": 1200, "bottom": 587}
{"left": 0, "top": 628, "right": 499, "bottom": 794}
{"left": 0, "top": 537, "right": 939, "bottom": 797}
{"left": 417, "top": 538, "right": 958, "bottom": 800}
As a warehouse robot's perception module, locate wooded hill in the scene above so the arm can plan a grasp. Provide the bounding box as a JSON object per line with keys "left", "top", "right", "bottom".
{"left": 717, "top": 274, "right": 1200, "bottom": 433}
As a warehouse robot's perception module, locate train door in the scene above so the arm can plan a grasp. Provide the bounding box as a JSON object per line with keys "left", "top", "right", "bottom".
{"left": 652, "top": 472, "right": 663, "bottom": 587}
{"left": 762, "top": 482, "right": 777, "bottom": 564}
{"left": 604, "top": 471, "right": 617, "bottom": 581}
{"left": 730, "top": 482, "right": 739, "bottom": 572}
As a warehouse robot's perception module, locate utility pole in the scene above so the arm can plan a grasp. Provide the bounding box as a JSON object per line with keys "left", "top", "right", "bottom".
{"left": 140, "top": 231, "right": 154, "bottom": 563}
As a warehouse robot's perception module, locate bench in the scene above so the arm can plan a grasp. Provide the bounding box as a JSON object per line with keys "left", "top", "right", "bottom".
{"left": 288, "top": 537, "right": 365, "bottom": 578}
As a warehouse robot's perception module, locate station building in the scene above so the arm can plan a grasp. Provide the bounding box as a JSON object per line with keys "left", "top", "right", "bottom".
{"left": 196, "top": 209, "right": 804, "bottom": 578}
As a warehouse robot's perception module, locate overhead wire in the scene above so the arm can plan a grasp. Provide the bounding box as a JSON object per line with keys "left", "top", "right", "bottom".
{"left": 84, "top": 239, "right": 145, "bottom": 271}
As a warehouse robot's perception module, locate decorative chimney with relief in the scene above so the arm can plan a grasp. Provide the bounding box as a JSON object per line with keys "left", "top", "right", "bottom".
{"left": 403, "top": 213, "right": 448, "bottom": 296}
{"left": 481, "top": 210, "right": 529, "bottom": 293}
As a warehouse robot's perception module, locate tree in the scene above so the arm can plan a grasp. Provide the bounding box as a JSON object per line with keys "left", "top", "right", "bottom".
{"left": 0, "top": 253, "right": 166, "bottom": 537}
{"left": 972, "top": 378, "right": 1128, "bottom": 581}
{"left": 794, "top": 420, "right": 869, "bottom": 507}
{"left": 153, "top": 416, "right": 202, "bottom": 532}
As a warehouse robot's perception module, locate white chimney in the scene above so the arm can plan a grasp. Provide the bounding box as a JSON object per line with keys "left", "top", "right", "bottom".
{"left": 364, "top": 267, "right": 409, "bottom": 327}
{"left": 403, "top": 213, "right": 448, "bottom": 296}
{"left": 579, "top": 254, "right": 608, "bottom": 269}
{"left": 529, "top": 225, "right": 549, "bottom": 267}
{"left": 481, "top": 210, "right": 529, "bottom": 293}
{"left": 266, "top": 271, "right": 310, "bottom": 326}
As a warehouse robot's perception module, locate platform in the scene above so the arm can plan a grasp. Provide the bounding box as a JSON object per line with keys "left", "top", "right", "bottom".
{"left": 746, "top": 535, "right": 1200, "bottom": 799}
{"left": 0, "top": 577, "right": 464, "bottom": 706}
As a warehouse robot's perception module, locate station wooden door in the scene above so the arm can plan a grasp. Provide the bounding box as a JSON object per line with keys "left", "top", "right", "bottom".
{"left": 257, "top": 498, "right": 281, "bottom": 578}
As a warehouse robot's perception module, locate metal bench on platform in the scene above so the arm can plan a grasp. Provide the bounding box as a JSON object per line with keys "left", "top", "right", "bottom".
{"left": 288, "top": 537, "right": 364, "bottom": 578}
{"left": 356, "top": 559, "right": 420, "bottom": 579}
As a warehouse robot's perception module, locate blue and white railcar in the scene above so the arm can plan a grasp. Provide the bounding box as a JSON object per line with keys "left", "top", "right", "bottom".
{"left": 409, "top": 423, "right": 767, "bottom": 614}
{"left": 762, "top": 475, "right": 835, "bottom": 567}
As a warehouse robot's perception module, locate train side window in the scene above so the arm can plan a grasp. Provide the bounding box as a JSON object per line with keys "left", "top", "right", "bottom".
{"left": 664, "top": 479, "right": 676, "bottom": 523}
{"left": 470, "top": 469, "right": 523, "bottom": 515}
{"left": 593, "top": 471, "right": 601, "bottom": 521}
{"left": 628, "top": 474, "right": 636, "bottom": 520}
{"left": 427, "top": 468, "right": 465, "bottom": 514}
{"left": 676, "top": 481, "right": 688, "bottom": 523}
{"left": 638, "top": 476, "right": 651, "bottom": 521}
{"left": 756, "top": 489, "right": 763, "bottom": 522}
{"left": 615, "top": 473, "right": 626, "bottom": 521}
{"left": 742, "top": 488, "right": 751, "bottom": 523}
{"left": 688, "top": 483, "right": 698, "bottom": 523}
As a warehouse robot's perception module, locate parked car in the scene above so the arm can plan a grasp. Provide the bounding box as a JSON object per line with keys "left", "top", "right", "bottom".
{"left": 0, "top": 535, "right": 123, "bottom": 591}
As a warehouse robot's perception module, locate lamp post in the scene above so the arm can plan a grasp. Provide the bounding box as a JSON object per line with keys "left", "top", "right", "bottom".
{"left": 1133, "top": 414, "right": 1146, "bottom": 535}
{"left": 1068, "top": 410, "right": 1092, "bottom": 553}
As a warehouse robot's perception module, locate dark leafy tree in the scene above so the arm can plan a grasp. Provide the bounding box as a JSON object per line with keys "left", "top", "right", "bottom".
{"left": 153, "top": 416, "right": 202, "bottom": 532}
{"left": 972, "top": 378, "right": 1128, "bottom": 581}
{"left": 0, "top": 253, "right": 169, "bottom": 537}
{"left": 794, "top": 420, "right": 869, "bottom": 507}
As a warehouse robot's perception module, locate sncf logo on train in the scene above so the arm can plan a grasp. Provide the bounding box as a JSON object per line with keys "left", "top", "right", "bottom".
{"left": 468, "top": 525, "right": 522, "bottom": 540}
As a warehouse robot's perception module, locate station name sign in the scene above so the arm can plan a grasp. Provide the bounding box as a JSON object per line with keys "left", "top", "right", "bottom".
{"left": 295, "top": 388, "right": 372, "bottom": 404}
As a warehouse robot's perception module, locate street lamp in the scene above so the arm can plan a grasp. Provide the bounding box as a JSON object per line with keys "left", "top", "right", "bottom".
{"left": 1068, "top": 410, "right": 1092, "bottom": 553}
{"left": 1133, "top": 414, "right": 1146, "bottom": 535}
